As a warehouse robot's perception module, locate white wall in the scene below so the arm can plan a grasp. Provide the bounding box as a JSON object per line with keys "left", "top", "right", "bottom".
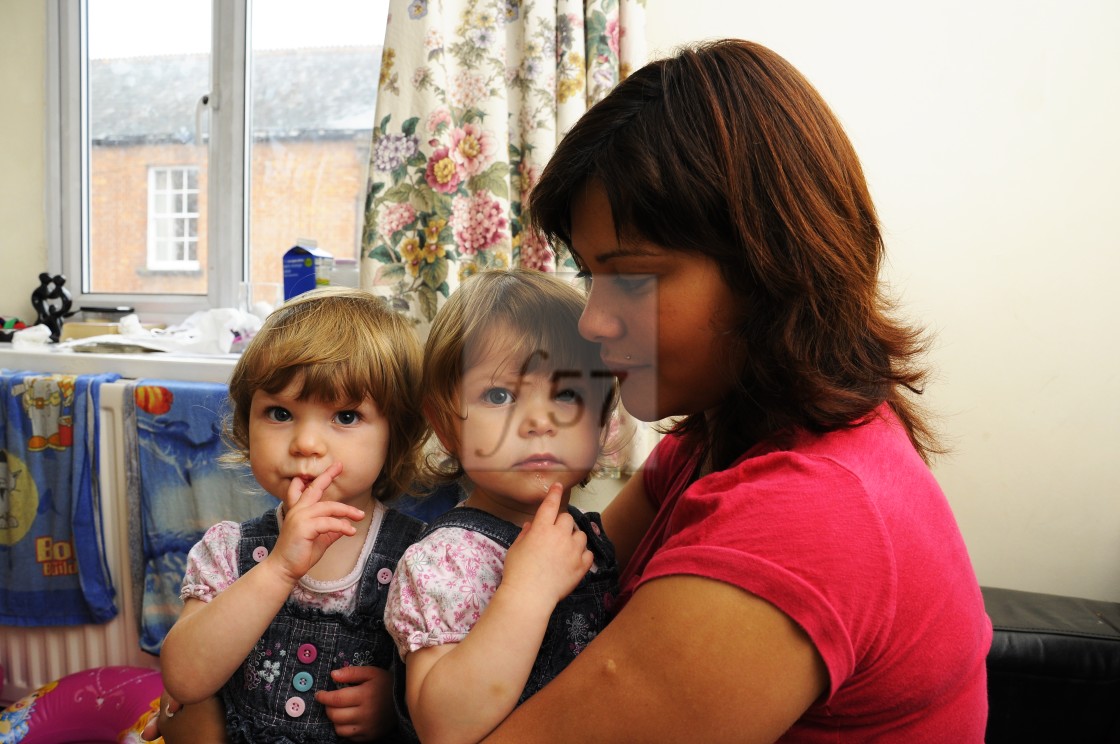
{"left": 0, "top": 0, "right": 47, "bottom": 322}
{"left": 2, "top": 0, "right": 1117, "bottom": 600}
{"left": 647, "top": 1, "right": 1120, "bottom": 601}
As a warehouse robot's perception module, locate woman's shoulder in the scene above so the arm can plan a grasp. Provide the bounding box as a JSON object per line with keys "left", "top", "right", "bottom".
{"left": 723, "top": 405, "right": 923, "bottom": 484}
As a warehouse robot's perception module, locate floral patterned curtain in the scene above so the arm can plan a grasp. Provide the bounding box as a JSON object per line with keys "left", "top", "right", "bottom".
{"left": 360, "top": 0, "right": 647, "bottom": 336}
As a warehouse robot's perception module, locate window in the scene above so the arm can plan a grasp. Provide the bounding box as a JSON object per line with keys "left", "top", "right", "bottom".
{"left": 147, "top": 167, "right": 200, "bottom": 271}
{"left": 48, "top": 0, "right": 388, "bottom": 322}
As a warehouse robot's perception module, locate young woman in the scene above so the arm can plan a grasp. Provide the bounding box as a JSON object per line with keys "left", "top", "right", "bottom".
{"left": 480, "top": 38, "right": 992, "bottom": 742}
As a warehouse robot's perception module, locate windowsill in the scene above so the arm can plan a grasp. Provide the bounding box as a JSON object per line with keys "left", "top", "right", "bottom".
{"left": 0, "top": 342, "right": 238, "bottom": 383}
{"left": 135, "top": 268, "right": 204, "bottom": 277}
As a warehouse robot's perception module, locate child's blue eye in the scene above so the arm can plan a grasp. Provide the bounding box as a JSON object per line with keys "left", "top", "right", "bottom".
{"left": 266, "top": 406, "right": 292, "bottom": 422}
{"left": 335, "top": 410, "right": 360, "bottom": 425}
{"left": 482, "top": 387, "right": 514, "bottom": 405}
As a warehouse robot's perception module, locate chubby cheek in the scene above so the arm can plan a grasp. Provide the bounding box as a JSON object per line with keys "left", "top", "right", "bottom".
{"left": 457, "top": 419, "right": 505, "bottom": 468}
{"left": 249, "top": 458, "right": 288, "bottom": 502}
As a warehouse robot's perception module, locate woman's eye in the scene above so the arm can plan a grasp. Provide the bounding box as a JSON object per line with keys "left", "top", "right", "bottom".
{"left": 614, "top": 273, "right": 653, "bottom": 294}
{"left": 482, "top": 387, "right": 514, "bottom": 406}
{"left": 573, "top": 269, "right": 592, "bottom": 290}
{"left": 265, "top": 406, "right": 292, "bottom": 422}
{"left": 335, "top": 410, "right": 360, "bottom": 426}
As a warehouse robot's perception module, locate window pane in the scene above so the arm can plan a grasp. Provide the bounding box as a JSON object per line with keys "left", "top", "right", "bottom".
{"left": 247, "top": 0, "right": 388, "bottom": 286}
{"left": 87, "top": 0, "right": 210, "bottom": 295}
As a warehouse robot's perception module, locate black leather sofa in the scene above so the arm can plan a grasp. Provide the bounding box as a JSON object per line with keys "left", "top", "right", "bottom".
{"left": 982, "top": 586, "right": 1120, "bottom": 743}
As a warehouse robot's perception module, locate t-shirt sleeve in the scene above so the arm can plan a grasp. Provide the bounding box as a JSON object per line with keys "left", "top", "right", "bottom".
{"left": 384, "top": 526, "right": 506, "bottom": 660}
{"left": 180, "top": 520, "right": 242, "bottom": 603}
{"left": 642, "top": 432, "right": 700, "bottom": 510}
{"left": 641, "top": 449, "right": 895, "bottom": 700}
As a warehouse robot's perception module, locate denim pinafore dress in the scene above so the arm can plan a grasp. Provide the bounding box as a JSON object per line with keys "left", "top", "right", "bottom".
{"left": 221, "top": 507, "right": 424, "bottom": 743}
{"left": 393, "top": 505, "right": 618, "bottom": 739}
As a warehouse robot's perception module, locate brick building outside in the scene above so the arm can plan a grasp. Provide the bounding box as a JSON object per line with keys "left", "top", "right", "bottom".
{"left": 88, "top": 46, "right": 379, "bottom": 295}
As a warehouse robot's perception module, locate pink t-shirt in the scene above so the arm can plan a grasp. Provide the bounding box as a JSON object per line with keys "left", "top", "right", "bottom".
{"left": 625, "top": 405, "right": 991, "bottom": 742}
{"left": 384, "top": 525, "right": 508, "bottom": 659}
{"left": 181, "top": 502, "right": 389, "bottom": 615}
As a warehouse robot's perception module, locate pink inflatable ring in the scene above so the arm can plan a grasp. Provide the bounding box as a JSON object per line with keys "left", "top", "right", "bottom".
{"left": 0, "top": 666, "right": 162, "bottom": 744}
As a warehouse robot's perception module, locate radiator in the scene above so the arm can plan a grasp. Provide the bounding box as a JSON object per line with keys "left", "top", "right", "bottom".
{"left": 0, "top": 382, "right": 159, "bottom": 705}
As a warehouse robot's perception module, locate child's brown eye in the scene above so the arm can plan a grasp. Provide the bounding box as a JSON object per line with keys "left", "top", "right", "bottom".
{"left": 336, "top": 410, "right": 360, "bottom": 425}
{"left": 266, "top": 406, "right": 292, "bottom": 422}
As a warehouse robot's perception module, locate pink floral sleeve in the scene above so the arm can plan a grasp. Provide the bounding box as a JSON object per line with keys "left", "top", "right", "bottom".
{"left": 180, "top": 521, "right": 242, "bottom": 602}
{"left": 384, "top": 526, "right": 506, "bottom": 659}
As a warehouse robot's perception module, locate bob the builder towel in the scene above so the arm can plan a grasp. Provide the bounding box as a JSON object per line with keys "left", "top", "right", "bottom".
{"left": 0, "top": 369, "right": 120, "bottom": 626}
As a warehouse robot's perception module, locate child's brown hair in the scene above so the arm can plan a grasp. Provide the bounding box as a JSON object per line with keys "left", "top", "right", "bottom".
{"left": 224, "top": 286, "right": 427, "bottom": 502}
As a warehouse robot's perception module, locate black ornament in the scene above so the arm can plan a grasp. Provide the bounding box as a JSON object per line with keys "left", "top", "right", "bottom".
{"left": 30, "top": 273, "right": 77, "bottom": 343}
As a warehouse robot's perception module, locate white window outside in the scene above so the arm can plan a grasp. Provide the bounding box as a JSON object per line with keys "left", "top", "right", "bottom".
{"left": 147, "top": 166, "right": 201, "bottom": 271}
{"left": 48, "top": 0, "right": 388, "bottom": 323}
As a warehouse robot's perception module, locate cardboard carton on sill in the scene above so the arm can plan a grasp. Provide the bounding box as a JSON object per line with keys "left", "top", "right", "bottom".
{"left": 60, "top": 321, "right": 164, "bottom": 342}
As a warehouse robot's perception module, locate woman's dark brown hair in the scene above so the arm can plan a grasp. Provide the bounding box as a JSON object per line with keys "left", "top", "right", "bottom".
{"left": 529, "top": 38, "right": 940, "bottom": 469}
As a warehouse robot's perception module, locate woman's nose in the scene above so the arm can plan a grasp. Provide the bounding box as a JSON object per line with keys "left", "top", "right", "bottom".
{"left": 578, "top": 285, "right": 623, "bottom": 343}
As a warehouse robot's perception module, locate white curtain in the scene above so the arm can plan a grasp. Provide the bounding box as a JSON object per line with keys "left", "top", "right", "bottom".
{"left": 360, "top": 0, "right": 647, "bottom": 478}
{"left": 360, "top": 0, "right": 646, "bottom": 332}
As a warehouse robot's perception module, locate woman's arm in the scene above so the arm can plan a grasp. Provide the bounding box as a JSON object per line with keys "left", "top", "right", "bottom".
{"left": 481, "top": 575, "right": 828, "bottom": 744}
{"left": 405, "top": 486, "right": 593, "bottom": 744}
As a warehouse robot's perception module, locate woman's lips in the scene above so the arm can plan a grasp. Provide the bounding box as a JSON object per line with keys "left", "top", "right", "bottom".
{"left": 600, "top": 357, "right": 635, "bottom": 381}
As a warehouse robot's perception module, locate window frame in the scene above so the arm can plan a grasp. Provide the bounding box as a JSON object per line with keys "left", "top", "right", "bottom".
{"left": 47, "top": 0, "right": 249, "bottom": 323}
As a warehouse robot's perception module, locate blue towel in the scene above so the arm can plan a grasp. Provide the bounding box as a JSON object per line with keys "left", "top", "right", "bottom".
{"left": 0, "top": 369, "right": 120, "bottom": 626}
{"left": 124, "top": 379, "right": 278, "bottom": 654}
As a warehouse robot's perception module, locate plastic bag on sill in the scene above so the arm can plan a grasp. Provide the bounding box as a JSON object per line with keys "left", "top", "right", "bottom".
{"left": 9, "top": 323, "right": 54, "bottom": 349}
{"left": 57, "top": 308, "right": 263, "bottom": 356}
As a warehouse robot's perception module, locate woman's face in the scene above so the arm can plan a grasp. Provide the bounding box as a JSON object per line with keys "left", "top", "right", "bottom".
{"left": 570, "top": 183, "right": 742, "bottom": 422}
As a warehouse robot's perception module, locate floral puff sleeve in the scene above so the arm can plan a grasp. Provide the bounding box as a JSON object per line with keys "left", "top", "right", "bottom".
{"left": 180, "top": 520, "right": 243, "bottom": 603}
{"left": 384, "top": 526, "right": 507, "bottom": 660}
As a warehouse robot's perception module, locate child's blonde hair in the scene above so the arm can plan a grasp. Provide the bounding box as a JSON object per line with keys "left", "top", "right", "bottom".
{"left": 422, "top": 268, "right": 618, "bottom": 486}
{"left": 224, "top": 286, "right": 427, "bottom": 503}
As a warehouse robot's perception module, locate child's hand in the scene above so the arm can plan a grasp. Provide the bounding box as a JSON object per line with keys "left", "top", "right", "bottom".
{"left": 502, "top": 482, "right": 593, "bottom": 609}
{"left": 316, "top": 665, "right": 395, "bottom": 742}
{"left": 269, "top": 462, "right": 364, "bottom": 583}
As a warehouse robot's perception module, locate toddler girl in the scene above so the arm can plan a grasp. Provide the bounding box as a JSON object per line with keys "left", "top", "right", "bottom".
{"left": 384, "top": 268, "right": 620, "bottom": 744}
{"left": 160, "top": 287, "right": 428, "bottom": 743}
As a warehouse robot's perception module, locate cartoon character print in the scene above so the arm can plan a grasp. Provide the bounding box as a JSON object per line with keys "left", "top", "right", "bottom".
{"left": 0, "top": 456, "right": 22, "bottom": 530}
{"left": 118, "top": 696, "right": 162, "bottom": 744}
{"left": 10, "top": 376, "right": 77, "bottom": 452}
{"left": 0, "top": 679, "right": 59, "bottom": 743}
